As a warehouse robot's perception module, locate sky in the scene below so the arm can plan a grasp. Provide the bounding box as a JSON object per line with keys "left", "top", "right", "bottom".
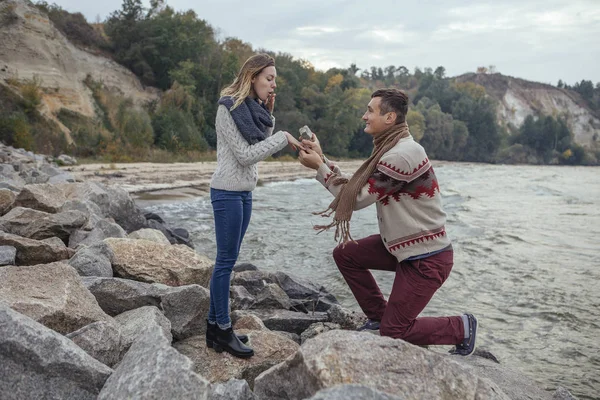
{"left": 51, "top": 0, "right": 600, "bottom": 85}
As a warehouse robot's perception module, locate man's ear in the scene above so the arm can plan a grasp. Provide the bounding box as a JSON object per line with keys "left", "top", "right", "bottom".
{"left": 386, "top": 112, "right": 397, "bottom": 124}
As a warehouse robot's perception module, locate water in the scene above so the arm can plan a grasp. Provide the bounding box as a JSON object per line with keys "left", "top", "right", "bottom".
{"left": 143, "top": 163, "right": 600, "bottom": 399}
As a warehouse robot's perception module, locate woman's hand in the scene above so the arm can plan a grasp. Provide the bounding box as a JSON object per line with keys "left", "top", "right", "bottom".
{"left": 284, "top": 131, "right": 305, "bottom": 151}
{"left": 266, "top": 93, "right": 276, "bottom": 113}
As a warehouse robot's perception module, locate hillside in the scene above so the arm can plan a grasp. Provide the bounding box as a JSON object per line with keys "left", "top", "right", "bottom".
{"left": 455, "top": 73, "right": 599, "bottom": 148}
{"left": 0, "top": 0, "right": 159, "bottom": 141}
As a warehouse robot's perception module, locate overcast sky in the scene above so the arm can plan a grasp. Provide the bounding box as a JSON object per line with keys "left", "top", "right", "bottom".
{"left": 52, "top": 0, "right": 600, "bottom": 85}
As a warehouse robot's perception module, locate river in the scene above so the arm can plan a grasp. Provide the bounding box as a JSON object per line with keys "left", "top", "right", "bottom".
{"left": 143, "top": 162, "right": 600, "bottom": 399}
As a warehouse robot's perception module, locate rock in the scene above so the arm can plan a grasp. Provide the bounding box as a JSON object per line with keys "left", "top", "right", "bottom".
{"left": 61, "top": 199, "right": 103, "bottom": 230}
{"left": 253, "top": 330, "right": 509, "bottom": 400}
{"left": 0, "top": 188, "right": 16, "bottom": 215}
{"left": 60, "top": 182, "right": 110, "bottom": 217}
{"left": 69, "top": 218, "right": 127, "bottom": 248}
{"left": 174, "top": 329, "right": 299, "bottom": 388}
{"left": 66, "top": 320, "right": 123, "bottom": 367}
{"left": 233, "top": 313, "right": 267, "bottom": 331}
{"left": 20, "top": 168, "right": 50, "bottom": 184}
{"left": 160, "top": 284, "right": 210, "bottom": 341}
{"left": 231, "top": 285, "right": 256, "bottom": 310}
{"left": 128, "top": 228, "right": 170, "bottom": 245}
{"left": 0, "top": 305, "right": 112, "bottom": 400}
{"left": 57, "top": 154, "right": 77, "bottom": 165}
{"left": 105, "top": 238, "right": 213, "bottom": 287}
{"left": 146, "top": 218, "right": 194, "bottom": 248}
{"left": 42, "top": 236, "right": 67, "bottom": 247}
{"left": 327, "top": 304, "right": 367, "bottom": 330}
{"left": 274, "top": 331, "right": 301, "bottom": 344}
{"left": 14, "top": 183, "right": 67, "bottom": 212}
{"left": 231, "top": 270, "right": 277, "bottom": 295}
{"left": 0, "top": 245, "right": 17, "bottom": 265}
{"left": 0, "top": 262, "right": 112, "bottom": 334}
{"left": 233, "top": 263, "right": 259, "bottom": 272}
{"left": 0, "top": 206, "right": 87, "bottom": 241}
{"left": 98, "top": 316, "right": 210, "bottom": 400}
{"left": 452, "top": 351, "right": 561, "bottom": 400}
{"left": 48, "top": 172, "right": 76, "bottom": 184}
{"left": 272, "top": 271, "right": 339, "bottom": 312}
{"left": 300, "top": 322, "right": 341, "bottom": 344}
{"left": 144, "top": 211, "right": 165, "bottom": 224}
{"left": 252, "top": 283, "right": 293, "bottom": 310}
{"left": 553, "top": 386, "right": 578, "bottom": 399}
{"left": 0, "top": 231, "right": 74, "bottom": 265}
{"left": 307, "top": 384, "right": 403, "bottom": 400}
{"left": 114, "top": 306, "right": 172, "bottom": 351}
{"left": 0, "top": 165, "right": 25, "bottom": 191}
{"left": 82, "top": 277, "right": 163, "bottom": 316}
{"left": 209, "top": 379, "right": 256, "bottom": 400}
{"left": 105, "top": 186, "right": 147, "bottom": 233}
{"left": 249, "top": 309, "right": 329, "bottom": 335}
{"left": 69, "top": 242, "right": 114, "bottom": 277}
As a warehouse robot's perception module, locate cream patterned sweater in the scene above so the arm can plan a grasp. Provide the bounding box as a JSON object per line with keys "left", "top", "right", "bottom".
{"left": 316, "top": 135, "right": 451, "bottom": 261}
{"left": 210, "top": 104, "right": 288, "bottom": 191}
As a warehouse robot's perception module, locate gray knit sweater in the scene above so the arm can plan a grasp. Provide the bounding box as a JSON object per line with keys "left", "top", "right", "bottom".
{"left": 210, "top": 104, "right": 288, "bottom": 191}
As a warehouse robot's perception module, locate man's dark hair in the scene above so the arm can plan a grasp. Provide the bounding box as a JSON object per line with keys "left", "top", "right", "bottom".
{"left": 371, "top": 89, "right": 409, "bottom": 124}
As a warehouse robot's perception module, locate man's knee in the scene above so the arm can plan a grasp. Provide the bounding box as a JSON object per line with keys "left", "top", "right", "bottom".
{"left": 332, "top": 244, "right": 347, "bottom": 265}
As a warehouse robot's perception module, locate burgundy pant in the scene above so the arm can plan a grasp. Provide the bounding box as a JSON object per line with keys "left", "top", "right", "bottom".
{"left": 333, "top": 234, "right": 464, "bottom": 346}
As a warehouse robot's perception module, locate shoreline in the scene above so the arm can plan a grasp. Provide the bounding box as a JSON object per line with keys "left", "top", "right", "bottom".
{"left": 62, "top": 160, "right": 366, "bottom": 207}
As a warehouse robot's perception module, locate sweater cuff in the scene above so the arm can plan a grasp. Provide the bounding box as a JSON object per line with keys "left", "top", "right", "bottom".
{"left": 316, "top": 163, "right": 334, "bottom": 187}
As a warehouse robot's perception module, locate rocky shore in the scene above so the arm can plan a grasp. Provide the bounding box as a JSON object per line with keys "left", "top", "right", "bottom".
{"left": 0, "top": 144, "right": 578, "bottom": 399}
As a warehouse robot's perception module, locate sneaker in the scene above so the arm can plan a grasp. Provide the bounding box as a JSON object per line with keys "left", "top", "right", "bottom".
{"left": 449, "top": 314, "right": 477, "bottom": 356}
{"left": 357, "top": 319, "right": 381, "bottom": 331}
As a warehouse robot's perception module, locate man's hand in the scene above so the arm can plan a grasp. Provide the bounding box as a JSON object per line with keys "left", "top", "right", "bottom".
{"left": 299, "top": 148, "right": 324, "bottom": 170}
{"left": 301, "top": 133, "right": 324, "bottom": 158}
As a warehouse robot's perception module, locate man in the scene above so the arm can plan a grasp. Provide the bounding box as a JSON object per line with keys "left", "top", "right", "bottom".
{"left": 298, "top": 88, "right": 476, "bottom": 355}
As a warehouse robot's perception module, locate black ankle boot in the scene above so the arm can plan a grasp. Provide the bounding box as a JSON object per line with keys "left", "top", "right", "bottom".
{"left": 213, "top": 325, "right": 254, "bottom": 358}
{"left": 205, "top": 320, "right": 248, "bottom": 348}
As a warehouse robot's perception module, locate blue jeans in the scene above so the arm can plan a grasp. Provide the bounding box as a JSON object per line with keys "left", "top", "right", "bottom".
{"left": 208, "top": 188, "right": 252, "bottom": 327}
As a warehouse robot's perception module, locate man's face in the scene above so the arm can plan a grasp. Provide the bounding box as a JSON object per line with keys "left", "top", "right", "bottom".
{"left": 362, "top": 97, "right": 392, "bottom": 136}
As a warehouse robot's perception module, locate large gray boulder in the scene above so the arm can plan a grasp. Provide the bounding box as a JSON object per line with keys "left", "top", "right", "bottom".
{"left": 104, "top": 185, "right": 147, "bottom": 233}
{"left": 60, "top": 199, "right": 103, "bottom": 230}
{"left": 69, "top": 242, "right": 114, "bottom": 277}
{"left": 66, "top": 320, "right": 123, "bottom": 367}
{"left": 0, "top": 231, "right": 74, "bottom": 265}
{"left": 245, "top": 309, "right": 329, "bottom": 335}
{"left": 114, "top": 306, "right": 172, "bottom": 351}
{"left": 253, "top": 330, "right": 509, "bottom": 400}
{"left": 272, "top": 271, "right": 339, "bottom": 312}
{"left": 83, "top": 277, "right": 163, "bottom": 316}
{"left": 209, "top": 379, "right": 256, "bottom": 400}
{"left": 105, "top": 238, "right": 213, "bottom": 287}
{"left": 128, "top": 228, "right": 171, "bottom": 245}
{"left": 59, "top": 182, "right": 111, "bottom": 217}
{"left": 69, "top": 219, "right": 127, "bottom": 248}
{"left": 98, "top": 317, "right": 210, "bottom": 400}
{"left": 231, "top": 270, "right": 277, "bottom": 295}
{"left": 0, "top": 245, "right": 17, "bottom": 266}
{"left": 0, "top": 188, "right": 16, "bottom": 215}
{"left": 300, "top": 322, "right": 341, "bottom": 344}
{"left": 13, "top": 183, "right": 67, "bottom": 212}
{"left": 174, "top": 329, "right": 299, "bottom": 388}
{"left": 251, "top": 283, "right": 293, "bottom": 310}
{"left": 0, "top": 262, "right": 112, "bottom": 334}
{"left": 0, "top": 207, "right": 87, "bottom": 241}
{"left": 0, "top": 305, "right": 112, "bottom": 400}
{"left": 160, "top": 284, "right": 210, "bottom": 341}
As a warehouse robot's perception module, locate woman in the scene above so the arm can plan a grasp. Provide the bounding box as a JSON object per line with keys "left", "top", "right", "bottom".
{"left": 206, "top": 54, "right": 301, "bottom": 358}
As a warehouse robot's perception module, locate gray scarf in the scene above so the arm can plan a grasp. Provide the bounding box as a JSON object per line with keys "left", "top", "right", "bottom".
{"left": 218, "top": 96, "right": 273, "bottom": 144}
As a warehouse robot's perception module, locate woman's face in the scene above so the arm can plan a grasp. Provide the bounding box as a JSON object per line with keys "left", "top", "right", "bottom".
{"left": 251, "top": 66, "right": 277, "bottom": 102}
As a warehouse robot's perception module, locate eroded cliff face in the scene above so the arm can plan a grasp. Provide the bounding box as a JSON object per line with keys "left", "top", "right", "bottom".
{"left": 0, "top": 0, "right": 159, "bottom": 139}
{"left": 456, "top": 73, "right": 600, "bottom": 148}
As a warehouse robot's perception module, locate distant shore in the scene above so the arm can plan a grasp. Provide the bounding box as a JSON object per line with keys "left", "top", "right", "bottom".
{"left": 62, "top": 160, "right": 366, "bottom": 207}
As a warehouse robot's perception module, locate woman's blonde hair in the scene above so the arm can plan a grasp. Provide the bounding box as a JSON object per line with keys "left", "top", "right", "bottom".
{"left": 220, "top": 53, "right": 275, "bottom": 110}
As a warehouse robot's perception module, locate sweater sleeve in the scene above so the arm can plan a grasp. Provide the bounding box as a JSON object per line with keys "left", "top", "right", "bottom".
{"left": 216, "top": 106, "right": 287, "bottom": 167}
{"left": 265, "top": 115, "right": 275, "bottom": 137}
